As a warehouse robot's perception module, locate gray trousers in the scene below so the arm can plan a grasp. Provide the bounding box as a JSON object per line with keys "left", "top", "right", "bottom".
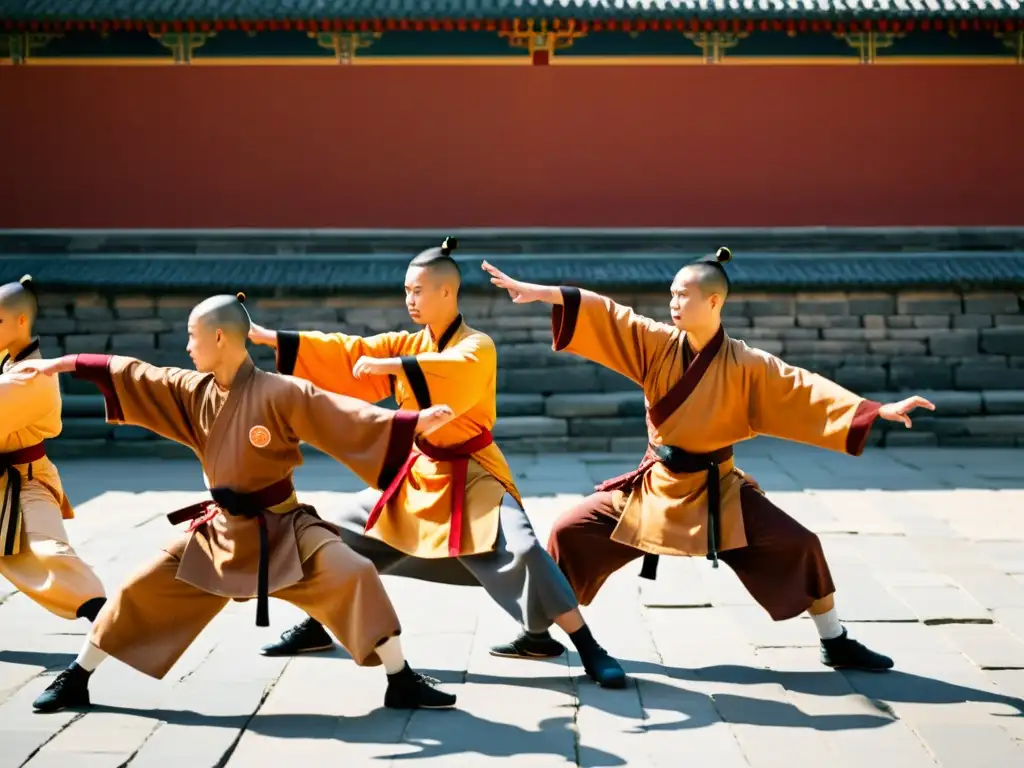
{"left": 323, "top": 489, "right": 579, "bottom": 633}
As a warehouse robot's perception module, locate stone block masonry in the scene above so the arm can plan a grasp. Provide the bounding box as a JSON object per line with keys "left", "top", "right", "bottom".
{"left": 38, "top": 287, "right": 1024, "bottom": 455}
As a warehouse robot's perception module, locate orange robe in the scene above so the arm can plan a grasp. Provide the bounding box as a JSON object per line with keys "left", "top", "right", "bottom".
{"left": 276, "top": 314, "right": 521, "bottom": 559}
{"left": 0, "top": 339, "right": 104, "bottom": 619}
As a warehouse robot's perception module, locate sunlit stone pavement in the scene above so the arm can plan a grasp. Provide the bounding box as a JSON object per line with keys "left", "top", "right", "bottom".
{"left": 2, "top": 440, "right": 1023, "bottom": 767}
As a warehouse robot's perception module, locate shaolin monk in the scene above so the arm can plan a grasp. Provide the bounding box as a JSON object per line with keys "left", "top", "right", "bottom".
{"left": 0, "top": 276, "right": 106, "bottom": 625}
{"left": 481, "top": 249, "right": 936, "bottom": 671}
{"left": 248, "top": 238, "right": 626, "bottom": 688}
{"left": 15, "top": 293, "right": 459, "bottom": 713}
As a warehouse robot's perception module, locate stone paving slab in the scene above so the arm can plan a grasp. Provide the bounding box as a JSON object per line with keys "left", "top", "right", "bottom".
{"left": 0, "top": 440, "right": 1023, "bottom": 767}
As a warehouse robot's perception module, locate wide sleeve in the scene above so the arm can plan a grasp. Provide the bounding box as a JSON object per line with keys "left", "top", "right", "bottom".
{"left": 0, "top": 372, "right": 61, "bottom": 434}
{"left": 550, "top": 287, "right": 676, "bottom": 387}
{"left": 280, "top": 377, "right": 419, "bottom": 490}
{"left": 746, "top": 348, "right": 882, "bottom": 456}
{"left": 394, "top": 334, "right": 493, "bottom": 415}
{"left": 71, "top": 354, "right": 205, "bottom": 450}
{"left": 275, "top": 330, "right": 408, "bottom": 403}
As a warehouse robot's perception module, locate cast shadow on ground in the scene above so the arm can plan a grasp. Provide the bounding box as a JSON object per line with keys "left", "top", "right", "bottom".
{"left": 86, "top": 703, "right": 623, "bottom": 765}
{"left": 436, "top": 653, "right": 1024, "bottom": 728}
{"left": 0, "top": 650, "right": 77, "bottom": 669}
{"left": 11, "top": 651, "right": 1021, "bottom": 765}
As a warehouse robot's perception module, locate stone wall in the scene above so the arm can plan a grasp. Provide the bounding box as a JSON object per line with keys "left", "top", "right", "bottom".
{"left": 35, "top": 287, "right": 1024, "bottom": 455}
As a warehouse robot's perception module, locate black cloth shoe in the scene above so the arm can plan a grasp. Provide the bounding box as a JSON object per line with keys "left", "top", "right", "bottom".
{"left": 581, "top": 647, "right": 627, "bottom": 689}
{"left": 260, "top": 617, "right": 334, "bottom": 657}
{"left": 821, "top": 629, "right": 894, "bottom": 671}
{"left": 489, "top": 630, "right": 566, "bottom": 659}
{"left": 33, "top": 664, "right": 91, "bottom": 713}
{"left": 383, "top": 664, "right": 457, "bottom": 710}
{"left": 569, "top": 625, "right": 628, "bottom": 689}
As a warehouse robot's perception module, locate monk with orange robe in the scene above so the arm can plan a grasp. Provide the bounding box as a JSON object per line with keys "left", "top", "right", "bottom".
{"left": 0, "top": 276, "right": 106, "bottom": 625}
{"left": 250, "top": 239, "right": 626, "bottom": 688}
{"left": 481, "top": 249, "right": 936, "bottom": 671}
{"left": 18, "top": 293, "right": 458, "bottom": 713}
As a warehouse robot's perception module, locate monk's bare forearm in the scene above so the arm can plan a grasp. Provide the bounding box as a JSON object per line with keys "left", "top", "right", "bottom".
{"left": 251, "top": 328, "right": 279, "bottom": 348}
{"left": 53, "top": 355, "right": 79, "bottom": 374}
{"left": 534, "top": 285, "right": 564, "bottom": 305}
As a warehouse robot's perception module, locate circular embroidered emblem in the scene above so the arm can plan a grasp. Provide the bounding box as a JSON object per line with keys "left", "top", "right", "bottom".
{"left": 249, "top": 425, "right": 271, "bottom": 449}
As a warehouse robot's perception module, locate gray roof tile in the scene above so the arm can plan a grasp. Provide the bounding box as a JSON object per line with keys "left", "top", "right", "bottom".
{"left": 2, "top": 253, "right": 1022, "bottom": 293}
{"left": 1, "top": 1, "right": 1020, "bottom": 21}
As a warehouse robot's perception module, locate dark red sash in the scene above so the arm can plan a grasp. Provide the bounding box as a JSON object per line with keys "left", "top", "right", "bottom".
{"left": 365, "top": 429, "right": 494, "bottom": 557}
{"left": 0, "top": 443, "right": 47, "bottom": 467}
{"left": 1, "top": 442, "right": 47, "bottom": 557}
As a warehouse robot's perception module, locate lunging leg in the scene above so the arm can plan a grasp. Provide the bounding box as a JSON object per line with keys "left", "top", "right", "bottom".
{"left": 720, "top": 485, "right": 894, "bottom": 672}
{"left": 481, "top": 494, "right": 631, "bottom": 688}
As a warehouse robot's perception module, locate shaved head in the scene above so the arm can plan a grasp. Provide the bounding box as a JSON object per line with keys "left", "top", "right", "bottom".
{"left": 190, "top": 294, "right": 251, "bottom": 343}
{"left": 679, "top": 262, "right": 730, "bottom": 301}
{"left": 186, "top": 293, "right": 252, "bottom": 374}
{"left": 0, "top": 276, "right": 38, "bottom": 326}
{"left": 404, "top": 238, "right": 463, "bottom": 326}
{"left": 676, "top": 246, "right": 732, "bottom": 301}
{"left": 668, "top": 247, "right": 732, "bottom": 332}
{"left": 409, "top": 239, "right": 462, "bottom": 291}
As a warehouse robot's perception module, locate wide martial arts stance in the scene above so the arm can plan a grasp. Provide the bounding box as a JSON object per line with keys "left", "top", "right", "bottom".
{"left": 16, "top": 293, "right": 459, "bottom": 713}
{"left": 249, "top": 238, "right": 625, "bottom": 688}
{"left": 482, "top": 249, "right": 936, "bottom": 671}
{"left": 0, "top": 276, "right": 106, "bottom": 624}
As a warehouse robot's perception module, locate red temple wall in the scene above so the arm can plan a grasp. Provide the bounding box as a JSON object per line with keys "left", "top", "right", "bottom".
{"left": 1, "top": 64, "right": 1022, "bottom": 229}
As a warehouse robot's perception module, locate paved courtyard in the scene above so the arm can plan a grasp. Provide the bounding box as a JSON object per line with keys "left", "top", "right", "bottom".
{"left": 1, "top": 441, "right": 1023, "bottom": 767}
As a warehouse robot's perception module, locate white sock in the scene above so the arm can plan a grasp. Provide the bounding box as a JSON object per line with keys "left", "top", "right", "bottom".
{"left": 375, "top": 635, "right": 406, "bottom": 675}
{"left": 810, "top": 608, "right": 844, "bottom": 640}
{"left": 75, "top": 641, "right": 108, "bottom": 672}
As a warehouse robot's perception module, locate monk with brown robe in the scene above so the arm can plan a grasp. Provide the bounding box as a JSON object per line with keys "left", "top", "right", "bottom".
{"left": 481, "top": 250, "right": 936, "bottom": 671}
{"left": 0, "top": 275, "right": 106, "bottom": 625}
{"left": 16, "top": 293, "right": 459, "bottom": 713}
{"left": 249, "top": 239, "right": 626, "bottom": 688}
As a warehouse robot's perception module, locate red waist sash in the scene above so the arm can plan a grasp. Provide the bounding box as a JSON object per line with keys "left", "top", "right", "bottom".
{"left": 365, "top": 429, "right": 494, "bottom": 557}
{"left": 0, "top": 443, "right": 47, "bottom": 467}
{"left": 0, "top": 442, "right": 47, "bottom": 557}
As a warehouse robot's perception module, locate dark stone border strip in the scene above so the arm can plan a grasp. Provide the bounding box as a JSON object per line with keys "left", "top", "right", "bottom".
{"left": 3, "top": 253, "right": 1024, "bottom": 293}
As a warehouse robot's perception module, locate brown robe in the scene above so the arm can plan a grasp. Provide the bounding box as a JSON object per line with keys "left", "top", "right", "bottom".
{"left": 550, "top": 287, "right": 879, "bottom": 560}
{"left": 71, "top": 353, "right": 418, "bottom": 678}
{"left": 0, "top": 340, "right": 104, "bottom": 619}
{"left": 275, "top": 314, "right": 521, "bottom": 558}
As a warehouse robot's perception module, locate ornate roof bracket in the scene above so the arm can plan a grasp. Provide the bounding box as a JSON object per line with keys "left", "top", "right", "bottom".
{"left": 311, "top": 32, "right": 381, "bottom": 63}
{"left": 683, "top": 31, "right": 748, "bottom": 63}
{"left": 1, "top": 32, "right": 61, "bottom": 63}
{"left": 836, "top": 31, "right": 903, "bottom": 63}
{"left": 499, "top": 19, "right": 585, "bottom": 64}
{"left": 995, "top": 30, "right": 1024, "bottom": 63}
{"left": 149, "top": 32, "right": 214, "bottom": 63}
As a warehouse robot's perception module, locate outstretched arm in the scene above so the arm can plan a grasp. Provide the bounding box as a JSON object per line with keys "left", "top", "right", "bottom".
{"left": 279, "top": 376, "right": 454, "bottom": 489}
{"left": 12, "top": 355, "right": 204, "bottom": 450}
{"left": 481, "top": 260, "right": 677, "bottom": 387}
{"left": 746, "top": 348, "right": 935, "bottom": 456}
{"left": 250, "top": 321, "right": 407, "bottom": 403}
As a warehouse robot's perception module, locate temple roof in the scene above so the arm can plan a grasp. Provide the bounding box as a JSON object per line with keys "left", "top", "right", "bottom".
{"left": 2, "top": 252, "right": 1023, "bottom": 293}
{"left": 1, "top": 0, "right": 1021, "bottom": 22}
